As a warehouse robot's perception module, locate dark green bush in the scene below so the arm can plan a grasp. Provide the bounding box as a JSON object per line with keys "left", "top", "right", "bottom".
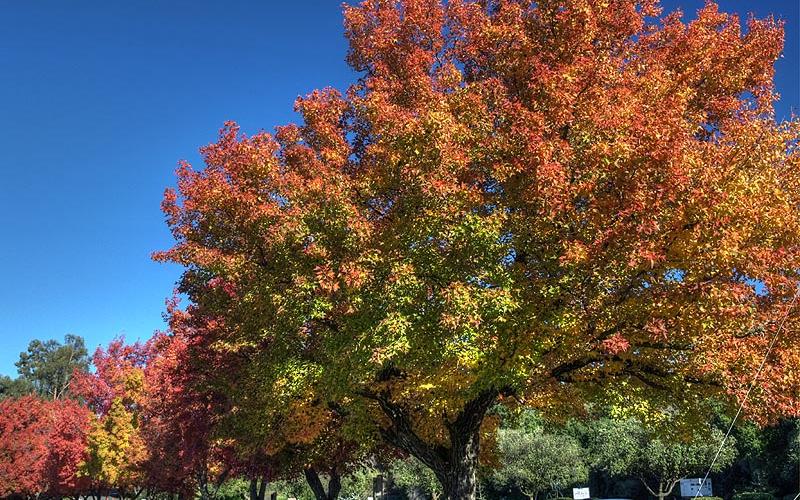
{"left": 732, "top": 492, "right": 776, "bottom": 500}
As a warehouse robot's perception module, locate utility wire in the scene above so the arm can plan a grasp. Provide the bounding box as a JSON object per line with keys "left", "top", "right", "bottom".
{"left": 693, "top": 288, "right": 800, "bottom": 499}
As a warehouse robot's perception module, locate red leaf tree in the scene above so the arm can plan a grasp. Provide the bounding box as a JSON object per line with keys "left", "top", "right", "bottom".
{"left": 157, "top": 1, "right": 800, "bottom": 498}
{"left": 0, "top": 396, "right": 91, "bottom": 498}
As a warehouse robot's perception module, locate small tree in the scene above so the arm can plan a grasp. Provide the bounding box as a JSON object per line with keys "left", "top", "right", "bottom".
{"left": 589, "top": 418, "right": 736, "bottom": 500}
{"left": 391, "top": 456, "right": 443, "bottom": 499}
{"left": 337, "top": 465, "right": 381, "bottom": 500}
{"left": 492, "top": 428, "right": 587, "bottom": 500}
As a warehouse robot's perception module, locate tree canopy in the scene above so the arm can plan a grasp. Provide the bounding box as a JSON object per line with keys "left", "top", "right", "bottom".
{"left": 1, "top": 334, "right": 89, "bottom": 401}
{"left": 0, "top": 1, "right": 797, "bottom": 499}
{"left": 156, "top": 0, "right": 800, "bottom": 498}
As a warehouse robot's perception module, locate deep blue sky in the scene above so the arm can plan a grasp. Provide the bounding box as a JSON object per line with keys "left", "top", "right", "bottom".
{"left": 0, "top": 0, "right": 797, "bottom": 376}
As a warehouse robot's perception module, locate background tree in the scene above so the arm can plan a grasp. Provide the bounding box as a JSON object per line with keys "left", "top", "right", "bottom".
{"left": 157, "top": 0, "right": 800, "bottom": 498}
{"left": 16, "top": 334, "right": 89, "bottom": 400}
{"left": 43, "top": 398, "right": 93, "bottom": 498}
{"left": 391, "top": 456, "right": 443, "bottom": 499}
{"left": 719, "top": 417, "right": 800, "bottom": 496}
{"left": 589, "top": 418, "right": 736, "bottom": 500}
{"left": 0, "top": 396, "right": 53, "bottom": 497}
{"left": 491, "top": 427, "right": 587, "bottom": 499}
{"left": 0, "top": 395, "right": 91, "bottom": 499}
{"left": 0, "top": 373, "right": 34, "bottom": 400}
{"left": 337, "top": 464, "right": 381, "bottom": 500}
{"left": 142, "top": 309, "right": 230, "bottom": 498}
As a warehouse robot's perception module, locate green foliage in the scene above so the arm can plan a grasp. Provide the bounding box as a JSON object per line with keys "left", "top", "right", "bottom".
{"left": 722, "top": 414, "right": 800, "bottom": 492}
{"left": 732, "top": 493, "right": 777, "bottom": 500}
{"left": 491, "top": 427, "right": 588, "bottom": 499}
{"left": 784, "top": 422, "right": 800, "bottom": 484}
{"left": 391, "top": 457, "right": 442, "bottom": 499}
{"left": 216, "top": 478, "right": 250, "bottom": 500}
{"left": 14, "top": 335, "right": 89, "bottom": 400}
{"left": 339, "top": 466, "right": 380, "bottom": 500}
{"left": 271, "top": 478, "right": 314, "bottom": 500}
{"left": 0, "top": 375, "right": 34, "bottom": 400}
{"left": 588, "top": 418, "right": 736, "bottom": 497}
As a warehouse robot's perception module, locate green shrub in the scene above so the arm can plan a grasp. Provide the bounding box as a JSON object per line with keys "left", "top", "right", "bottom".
{"left": 732, "top": 492, "right": 776, "bottom": 500}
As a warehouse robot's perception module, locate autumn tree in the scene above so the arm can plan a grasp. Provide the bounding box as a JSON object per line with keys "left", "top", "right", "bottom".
{"left": 142, "top": 316, "right": 228, "bottom": 498}
{"left": 0, "top": 396, "right": 54, "bottom": 497}
{"left": 73, "top": 339, "right": 149, "bottom": 499}
{"left": 0, "top": 396, "right": 91, "bottom": 498}
{"left": 157, "top": 0, "right": 800, "bottom": 498}
{"left": 43, "top": 399, "right": 94, "bottom": 497}
{"left": 159, "top": 292, "right": 378, "bottom": 500}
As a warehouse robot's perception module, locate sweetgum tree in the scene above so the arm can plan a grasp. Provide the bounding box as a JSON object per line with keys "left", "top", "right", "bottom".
{"left": 143, "top": 305, "right": 231, "bottom": 498}
{"left": 73, "top": 340, "right": 150, "bottom": 499}
{"left": 157, "top": 1, "right": 800, "bottom": 498}
{"left": 158, "top": 297, "right": 371, "bottom": 500}
{"left": 0, "top": 396, "right": 91, "bottom": 498}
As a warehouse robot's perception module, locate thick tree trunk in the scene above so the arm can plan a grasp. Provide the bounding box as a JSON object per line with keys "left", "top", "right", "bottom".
{"left": 304, "top": 467, "right": 341, "bottom": 500}
{"left": 373, "top": 388, "right": 498, "bottom": 500}
{"left": 436, "top": 420, "right": 482, "bottom": 500}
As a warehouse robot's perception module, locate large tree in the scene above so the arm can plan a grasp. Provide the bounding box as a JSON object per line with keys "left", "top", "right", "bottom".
{"left": 8, "top": 334, "right": 89, "bottom": 400}
{"left": 157, "top": 1, "right": 800, "bottom": 498}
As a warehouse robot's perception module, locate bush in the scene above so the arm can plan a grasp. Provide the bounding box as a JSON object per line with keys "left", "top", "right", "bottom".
{"left": 732, "top": 493, "right": 776, "bottom": 500}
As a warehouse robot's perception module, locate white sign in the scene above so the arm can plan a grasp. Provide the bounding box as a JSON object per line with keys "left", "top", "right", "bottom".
{"left": 680, "top": 478, "right": 712, "bottom": 497}
{"left": 573, "top": 487, "right": 591, "bottom": 500}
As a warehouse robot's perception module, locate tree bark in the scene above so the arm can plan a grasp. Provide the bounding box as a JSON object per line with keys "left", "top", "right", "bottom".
{"left": 258, "top": 475, "right": 268, "bottom": 500}
{"left": 248, "top": 475, "right": 268, "bottom": 500}
{"left": 304, "top": 467, "right": 341, "bottom": 500}
{"left": 372, "top": 388, "right": 499, "bottom": 500}
{"left": 641, "top": 479, "right": 679, "bottom": 500}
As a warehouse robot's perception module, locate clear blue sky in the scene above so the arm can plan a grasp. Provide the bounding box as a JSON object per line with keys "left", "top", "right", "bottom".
{"left": 0, "top": 0, "right": 797, "bottom": 377}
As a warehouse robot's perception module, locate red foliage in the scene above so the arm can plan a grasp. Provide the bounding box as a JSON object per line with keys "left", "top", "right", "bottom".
{"left": 70, "top": 337, "right": 148, "bottom": 414}
{"left": 0, "top": 396, "right": 91, "bottom": 498}
{"left": 140, "top": 298, "right": 232, "bottom": 495}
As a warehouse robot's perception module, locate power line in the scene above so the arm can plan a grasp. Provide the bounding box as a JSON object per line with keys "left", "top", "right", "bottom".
{"left": 693, "top": 288, "right": 800, "bottom": 499}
